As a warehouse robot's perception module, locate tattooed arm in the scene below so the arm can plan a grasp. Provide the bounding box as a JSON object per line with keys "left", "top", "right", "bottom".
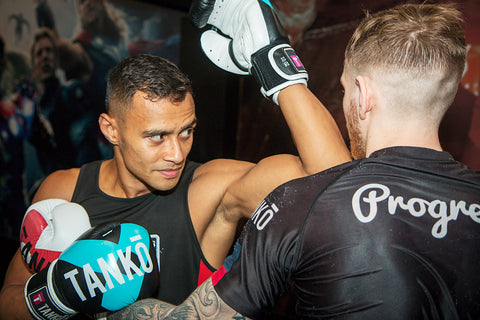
{"left": 107, "top": 278, "right": 252, "bottom": 320}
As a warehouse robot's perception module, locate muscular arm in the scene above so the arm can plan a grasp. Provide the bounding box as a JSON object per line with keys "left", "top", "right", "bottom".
{"left": 222, "top": 84, "right": 351, "bottom": 220}
{"left": 198, "top": 84, "right": 351, "bottom": 268}
{"left": 0, "top": 251, "right": 35, "bottom": 320}
{"left": 0, "top": 169, "right": 79, "bottom": 320}
{"left": 277, "top": 84, "right": 351, "bottom": 173}
{"left": 108, "top": 279, "right": 251, "bottom": 320}
{"left": 190, "top": 159, "right": 255, "bottom": 268}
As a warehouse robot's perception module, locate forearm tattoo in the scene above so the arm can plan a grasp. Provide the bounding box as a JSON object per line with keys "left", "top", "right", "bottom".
{"left": 107, "top": 279, "right": 250, "bottom": 320}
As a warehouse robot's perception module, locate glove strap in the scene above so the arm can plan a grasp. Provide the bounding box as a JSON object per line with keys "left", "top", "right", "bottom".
{"left": 25, "top": 260, "right": 76, "bottom": 320}
{"left": 251, "top": 42, "right": 308, "bottom": 105}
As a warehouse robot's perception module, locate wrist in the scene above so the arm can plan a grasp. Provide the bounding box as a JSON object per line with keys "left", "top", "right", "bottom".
{"left": 25, "top": 260, "right": 76, "bottom": 320}
{"left": 277, "top": 82, "right": 308, "bottom": 104}
{"left": 250, "top": 43, "right": 308, "bottom": 104}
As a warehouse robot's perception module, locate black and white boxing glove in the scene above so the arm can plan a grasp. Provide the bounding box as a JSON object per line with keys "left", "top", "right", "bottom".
{"left": 25, "top": 222, "right": 160, "bottom": 319}
{"left": 20, "top": 199, "right": 91, "bottom": 272}
{"left": 190, "top": 0, "right": 308, "bottom": 104}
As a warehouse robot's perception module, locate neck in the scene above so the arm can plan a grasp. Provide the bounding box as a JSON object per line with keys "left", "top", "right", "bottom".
{"left": 99, "top": 157, "right": 150, "bottom": 198}
{"left": 365, "top": 117, "right": 442, "bottom": 157}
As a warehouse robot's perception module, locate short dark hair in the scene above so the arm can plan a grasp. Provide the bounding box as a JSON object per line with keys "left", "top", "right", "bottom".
{"left": 106, "top": 54, "right": 193, "bottom": 118}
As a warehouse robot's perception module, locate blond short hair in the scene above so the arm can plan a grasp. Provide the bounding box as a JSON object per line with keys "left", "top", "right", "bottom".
{"left": 344, "top": 3, "right": 467, "bottom": 117}
{"left": 345, "top": 3, "right": 466, "bottom": 81}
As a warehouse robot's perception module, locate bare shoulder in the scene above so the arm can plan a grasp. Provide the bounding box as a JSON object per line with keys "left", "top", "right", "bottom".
{"left": 33, "top": 168, "right": 81, "bottom": 202}
{"left": 190, "top": 155, "right": 303, "bottom": 215}
{"left": 193, "top": 158, "right": 255, "bottom": 181}
{"left": 255, "top": 153, "right": 306, "bottom": 178}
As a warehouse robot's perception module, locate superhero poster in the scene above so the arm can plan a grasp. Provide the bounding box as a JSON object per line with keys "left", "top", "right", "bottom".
{"left": 0, "top": 0, "right": 185, "bottom": 240}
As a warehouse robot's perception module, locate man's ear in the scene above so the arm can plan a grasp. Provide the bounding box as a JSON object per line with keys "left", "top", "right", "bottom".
{"left": 355, "top": 75, "right": 374, "bottom": 120}
{"left": 99, "top": 113, "right": 119, "bottom": 145}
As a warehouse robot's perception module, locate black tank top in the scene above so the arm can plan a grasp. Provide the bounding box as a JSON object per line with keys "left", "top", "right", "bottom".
{"left": 71, "top": 160, "right": 215, "bottom": 305}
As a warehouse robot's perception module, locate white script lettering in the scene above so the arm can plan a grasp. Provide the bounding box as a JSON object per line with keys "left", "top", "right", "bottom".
{"left": 352, "top": 183, "right": 480, "bottom": 238}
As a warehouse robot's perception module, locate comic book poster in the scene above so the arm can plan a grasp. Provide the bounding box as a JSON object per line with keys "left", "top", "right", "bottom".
{"left": 0, "top": 0, "right": 185, "bottom": 240}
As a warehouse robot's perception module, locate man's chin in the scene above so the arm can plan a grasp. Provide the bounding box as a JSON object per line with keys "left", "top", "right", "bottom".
{"left": 153, "top": 178, "right": 182, "bottom": 192}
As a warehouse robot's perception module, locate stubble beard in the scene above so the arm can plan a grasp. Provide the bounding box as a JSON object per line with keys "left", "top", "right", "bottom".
{"left": 346, "top": 100, "right": 366, "bottom": 160}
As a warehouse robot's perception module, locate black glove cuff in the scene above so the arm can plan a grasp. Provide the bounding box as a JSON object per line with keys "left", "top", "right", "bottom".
{"left": 25, "top": 262, "right": 75, "bottom": 320}
{"left": 251, "top": 42, "right": 308, "bottom": 104}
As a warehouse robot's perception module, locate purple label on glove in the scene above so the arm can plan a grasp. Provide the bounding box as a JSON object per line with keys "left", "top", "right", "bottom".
{"left": 290, "top": 55, "right": 303, "bottom": 68}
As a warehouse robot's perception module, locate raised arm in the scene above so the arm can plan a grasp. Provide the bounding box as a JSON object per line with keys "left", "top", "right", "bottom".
{"left": 108, "top": 278, "right": 250, "bottom": 320}
{"left": 277, "top": 84, "right": 351, "bottom": 173}
{"left": 196, "top": 0, "right": 351, "bottom": 219}
{"left": 220, "top": 84, "right": 350, "bottom": 220}
{"left": 190, "top": 0, "right": 351, "bottom": 176}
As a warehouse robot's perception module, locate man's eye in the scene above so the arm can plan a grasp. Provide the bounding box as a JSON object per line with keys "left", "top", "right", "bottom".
{"left": 180, "top": 128, "right": 193, "bottom": 137}
{"left": 150, "top": 134, "right": 164, "bottom": 141}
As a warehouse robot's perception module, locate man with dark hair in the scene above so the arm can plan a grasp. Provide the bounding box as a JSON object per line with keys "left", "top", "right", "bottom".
{"left": 111, "top": 2, "right": 480, "bottom": 319}
{"left": 29, "top": 27, "right": 101, "bottom": 175}
{"left": 0, "top": 21, "right": 350, "bottom": 320}
{"left": 35, "top": 0, "right": 130, "bottom": 161}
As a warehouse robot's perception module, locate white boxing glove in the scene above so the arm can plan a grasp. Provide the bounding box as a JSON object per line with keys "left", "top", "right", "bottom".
{"left": 190, "top": 0, "right": 308, "bottom": 104}
{"left": 19, "top": 199, "right": 91, "bottom": 272}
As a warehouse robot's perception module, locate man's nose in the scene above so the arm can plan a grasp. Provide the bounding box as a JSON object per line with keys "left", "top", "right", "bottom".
{"left": 164, "top": 138, "right": 184, "bottom": 164}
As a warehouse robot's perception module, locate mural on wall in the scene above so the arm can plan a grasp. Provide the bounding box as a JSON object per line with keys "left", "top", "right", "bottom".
{"left": 0, "top": 0, "right": 185, "bottom": 240}
{"left": 457, "top": 0, "right": 480, "bottom": 170}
